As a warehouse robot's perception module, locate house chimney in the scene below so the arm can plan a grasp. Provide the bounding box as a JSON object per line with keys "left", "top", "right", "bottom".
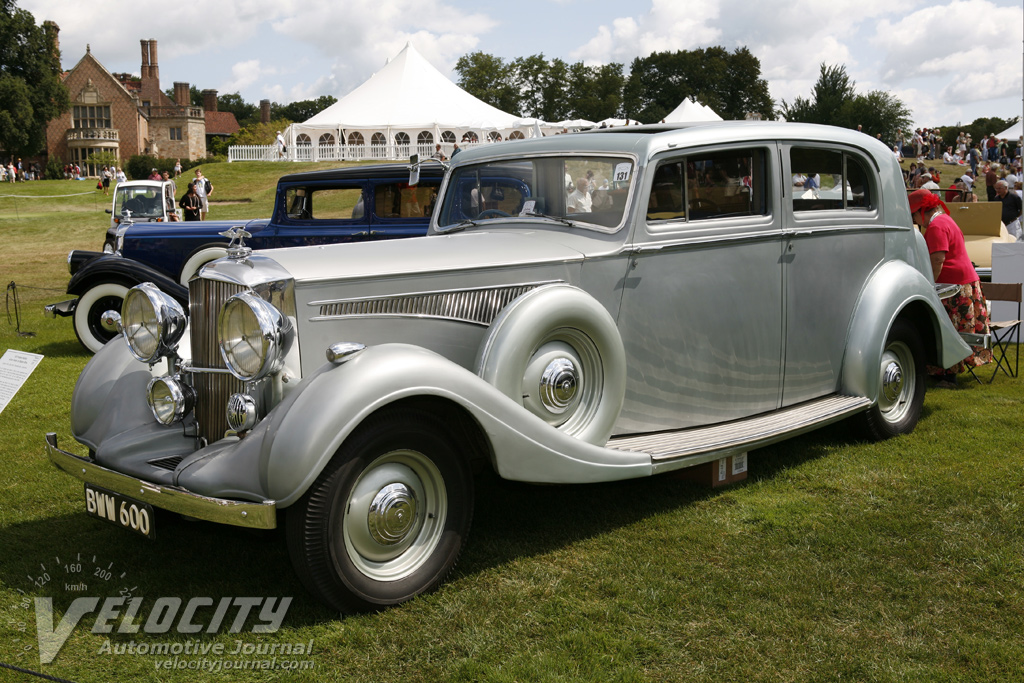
{"left": 202, "top": 89, "right": 218, "bottom": 112}
{"left": 260, "top": 99, "right": 271, "bottom": 124}
{"left": 140, "top": 39, "right": 150, "bottom": 78}
{"left": 148, "top": 39, "right": 158, "bottom": 81}
{"left": 43, "top": 21, "right": 60, "bottom": 67}
{"left": 174, "top": 82, "right": 190, "bottom": 107}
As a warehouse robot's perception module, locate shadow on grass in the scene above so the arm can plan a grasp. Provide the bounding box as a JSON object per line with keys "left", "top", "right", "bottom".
{"left": 0, "top": 420, "right": 854, "bottom": 628}
{"left": 27, "top": 339, "right": 90, "bottom": 359}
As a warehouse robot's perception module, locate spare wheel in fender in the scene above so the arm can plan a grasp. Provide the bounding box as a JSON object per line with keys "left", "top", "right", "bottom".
{"left": 474, "top": 284, "right": 626, "bottom": 446}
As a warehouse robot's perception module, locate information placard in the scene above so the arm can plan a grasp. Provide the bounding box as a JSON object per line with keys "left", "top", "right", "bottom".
{"left": 0, "top": 349, "right": 44, "bottom": 415}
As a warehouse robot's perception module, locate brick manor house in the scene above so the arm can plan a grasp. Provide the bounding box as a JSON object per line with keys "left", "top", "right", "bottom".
{"left": 45, "top": 31, "right": 239, "bottom": 175}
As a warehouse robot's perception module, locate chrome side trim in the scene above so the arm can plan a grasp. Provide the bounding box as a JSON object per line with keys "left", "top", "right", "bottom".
{"left": 310, "top": 282, "right": 561, "bottom": 325}
{"left": 45, "top": 433, "right": 277, "bottom": 529}
{"left": 606, "top": 394, "right": 871, "bottom": 470}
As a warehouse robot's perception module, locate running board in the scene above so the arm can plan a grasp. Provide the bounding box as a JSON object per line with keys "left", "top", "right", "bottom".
{"left": 605, "top": 394, "right": 872, "bottom": 474}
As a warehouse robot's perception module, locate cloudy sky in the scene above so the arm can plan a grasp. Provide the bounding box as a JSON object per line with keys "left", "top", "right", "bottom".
{"left": 20, "top": 0, "right": 1024, "bottom": 129}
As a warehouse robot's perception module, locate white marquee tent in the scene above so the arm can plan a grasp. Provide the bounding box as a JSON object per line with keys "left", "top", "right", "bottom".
{"left": 663, "top": 98, "right": 723, "bottom": 123}
{"left": 283, "top": 44, "right": 554, "bottom": 160}
{"left": 995, "top": 120, "right": 1022, "bottom": 141}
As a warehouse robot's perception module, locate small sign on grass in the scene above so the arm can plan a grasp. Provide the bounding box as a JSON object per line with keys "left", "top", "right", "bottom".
{"left": 0, "top": 349, "right": 44, "bottom": 415}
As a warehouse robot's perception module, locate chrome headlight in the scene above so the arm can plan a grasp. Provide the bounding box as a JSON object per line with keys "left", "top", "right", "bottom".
{"left": 122, "top": 283, "right": 187, "bottom": 363}
{"left": 218, "top": 291, "right": 288, "bottom": 381}
{"left": 147, "top": 376, "right": 195, "bottom": 425}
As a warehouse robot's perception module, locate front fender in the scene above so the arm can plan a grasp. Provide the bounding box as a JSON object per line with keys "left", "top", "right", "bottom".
{"left": 176, "top": 344, "right": 652, "bottom": 508}
{"left": 67, "top": 254, "right": 188, "bottom": 303}
{"left": 842, "top": 260, "right": 972, "bottom": 400}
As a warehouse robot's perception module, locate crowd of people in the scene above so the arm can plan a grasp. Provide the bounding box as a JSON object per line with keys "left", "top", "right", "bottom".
{"left": 1, "top": 158, "right": 41, "bottom": 182}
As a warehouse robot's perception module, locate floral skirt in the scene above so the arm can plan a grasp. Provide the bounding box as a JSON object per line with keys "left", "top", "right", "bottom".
{"left": 928, "top": 281, "right": 993, "bottom": 376}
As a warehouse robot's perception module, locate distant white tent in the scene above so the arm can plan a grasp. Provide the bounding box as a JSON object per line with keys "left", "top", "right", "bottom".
{"left": 996, "top": 120, "right": 1022, "bottom": 140}
{"left": 286, "top": 44, "right": 557, "bottom": 158}
{"left": 663, "top": 98, "right": 723, "bottom": 123}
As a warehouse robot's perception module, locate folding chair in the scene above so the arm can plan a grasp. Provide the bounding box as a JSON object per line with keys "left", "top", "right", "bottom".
{"left": 981, "top": 282, "right": 1022, "bottom": 382}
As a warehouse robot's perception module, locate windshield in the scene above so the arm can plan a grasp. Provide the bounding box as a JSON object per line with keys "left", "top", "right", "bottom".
{"left": 113, "top": 185, "right": 165, "bottom": 220}
{"left": 437, "top": 156, "right": 634, "bottom": 230}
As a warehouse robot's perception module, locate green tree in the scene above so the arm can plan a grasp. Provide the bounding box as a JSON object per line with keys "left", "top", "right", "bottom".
{"left": 218, "top": 92, "right": 260, "bottom": 127}
{"left": 811, "top": 64, "right": 856, "bottom": 125}
{"left": 835, "top": 90, "right": 911, "bottom": 145}
{"left": 780, "top": 63, "right": 912, "bottom": 143}
{"left": 273, "top": 95, "right": 337, "bottom": 123}
{"left": 454, "top": 52, "right": 520, "bottom": 115}
{"left": 0, "top": 2, "right": 70, "bottom": 156}
{"left": 623, "top": 47, "right": 771, "bottom": 122}
{"left": 229, "top": 119, "right": 292, "bottom": 146}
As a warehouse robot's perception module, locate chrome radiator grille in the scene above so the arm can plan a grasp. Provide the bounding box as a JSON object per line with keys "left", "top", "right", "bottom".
{"left": 189, "top": 278, "right": 246, "bottom": 444}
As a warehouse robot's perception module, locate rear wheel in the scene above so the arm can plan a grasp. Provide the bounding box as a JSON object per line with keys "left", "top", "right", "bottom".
{"left": 73, "top": 282, "right": 129, "bottom": 353}
{"left": 853, "top": 319, "right": 925, "bottom": 440}
{"left": 286, "top": 409, "right": 474, "bottom": 613}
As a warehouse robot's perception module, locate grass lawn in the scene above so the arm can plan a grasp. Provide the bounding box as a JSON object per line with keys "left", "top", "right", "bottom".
{"left": 1, "top": 164, "right": 1023, "bottom": 682}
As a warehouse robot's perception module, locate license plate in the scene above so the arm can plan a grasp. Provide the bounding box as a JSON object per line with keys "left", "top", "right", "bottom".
{"left": 85, "top": 484, "right": 155, "bottom": 538}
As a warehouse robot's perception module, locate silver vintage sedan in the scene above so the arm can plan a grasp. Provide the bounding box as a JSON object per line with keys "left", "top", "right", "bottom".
{"left": 46, "top": 122, "right": 972, "bottom": 612}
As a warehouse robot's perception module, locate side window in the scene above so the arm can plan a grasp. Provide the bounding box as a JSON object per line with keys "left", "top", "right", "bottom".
{"left": 791, "top": 148, "right": 874, "bottom": 211}
{"left": 646, "top": 148, "right": 768, "bottom": 224}
{"left": 285, "top": 187, "right": 364, "bottom": 221}
{"left": 375, "top": 181, "right": 441, "bottom": 219}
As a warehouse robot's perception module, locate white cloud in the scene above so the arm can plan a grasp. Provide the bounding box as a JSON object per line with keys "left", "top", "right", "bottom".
{"left": 270, "top": 0, "right": 493, "bottom": 94}
{"left": 23, "top": 0, "right": 283, "bottom": 70}
{"left": 220, "top": 60, "right": 270, "bottom": 94}
{"left": 572, "top": 0, "right": 721, "bottom": 64}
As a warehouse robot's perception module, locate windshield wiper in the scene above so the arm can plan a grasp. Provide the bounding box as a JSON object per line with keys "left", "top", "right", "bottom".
{"left": 440, "top": 219, "right": 478, "bottom": 233}
{"left": 525, "top": 211, "right": 576, "bottom": 227}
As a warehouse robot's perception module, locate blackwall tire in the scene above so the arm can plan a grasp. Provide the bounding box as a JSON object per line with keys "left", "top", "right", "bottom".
{"left": 73, "top": 282, "right": 129, "bottom": 353}
{"left": 853, "top": 319, "right": 926, "bottom": 441}
{"left": 286, "top": 409, "right": 474, "bottom": 613}
{"left": 476, "top": 285, "right": 626, "bottom": 445}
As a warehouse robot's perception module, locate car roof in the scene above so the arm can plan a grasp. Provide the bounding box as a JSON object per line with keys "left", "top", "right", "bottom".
{"left": 279, "top": 162, "right": 445, "bottom": 184}
{"left": 451, "top": 121, "right": 894, "bottom": 168}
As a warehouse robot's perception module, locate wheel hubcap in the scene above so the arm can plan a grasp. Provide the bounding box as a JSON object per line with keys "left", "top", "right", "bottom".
{"left": 341, "top": 451, "right": 447, "bottom": 581}
{"left": 881, "top": 361, "right": 903, "bottom": 402}
{"left": 540, "top": 358, "right": 579, "bottom": 413}
{"left": 878, "top": 341, "right": 915, "bottom": 423}
{"left": 367, "top": 483, "right": 418, "bottom": 546}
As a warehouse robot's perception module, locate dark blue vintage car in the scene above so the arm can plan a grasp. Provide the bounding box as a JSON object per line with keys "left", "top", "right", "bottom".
{"left": 46, "top": 163, "right": 445, "bottom": 351}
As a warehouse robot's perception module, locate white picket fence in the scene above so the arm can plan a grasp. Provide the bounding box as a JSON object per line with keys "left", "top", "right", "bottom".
{"left": 228, "top": 141, "right": 487, "bottom": 163}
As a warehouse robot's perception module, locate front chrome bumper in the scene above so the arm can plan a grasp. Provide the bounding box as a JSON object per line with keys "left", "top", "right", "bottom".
{"left": 44, "top": 433, "right": 277, "bottom": 529}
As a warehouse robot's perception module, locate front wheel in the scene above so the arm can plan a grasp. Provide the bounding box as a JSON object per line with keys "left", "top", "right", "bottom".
{"left": 73, "top": 282, "right": 129, "bottom": 353}
{"left": 286, "top": 409, "right": 474, "bottom": 613}
{"left": 852, "top": 319, "right": 926, "bottom": 440}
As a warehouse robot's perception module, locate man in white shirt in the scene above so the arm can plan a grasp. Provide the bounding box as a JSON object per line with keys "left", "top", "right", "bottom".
{"left": 566, "top": 177, "right": 592, "bottom": 213}
{"left": 193, "top": 169, "right": 212, "bottom": 220}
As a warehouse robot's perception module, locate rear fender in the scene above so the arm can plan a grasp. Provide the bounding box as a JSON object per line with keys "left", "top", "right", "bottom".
{"left": 842, "top": 260, "right": 972, "bottom": 400}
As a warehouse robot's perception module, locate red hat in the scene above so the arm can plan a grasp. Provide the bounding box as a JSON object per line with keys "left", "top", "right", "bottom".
{"left": 908, "top": 188, "right": 946, "bottom": 214}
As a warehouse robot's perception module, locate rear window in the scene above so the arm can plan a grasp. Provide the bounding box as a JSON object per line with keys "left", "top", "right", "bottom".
{"left": 284, "top": 187, "right": 364, "bottom": 221}
{"left": 375, "top": 181, "right": 440, "bottom": 219}
{"left": 791, "top": 148, "right": 874, "bottom": 211}
{"left": 646, "top": 148, "right": 770, "bottom": 223}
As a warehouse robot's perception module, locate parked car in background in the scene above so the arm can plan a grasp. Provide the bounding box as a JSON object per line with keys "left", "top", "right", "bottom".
{"left": 102, "top": 179, "right": 178, "bottom": 252}
{"left": 45, "top": 164, "right": 445, "bottom": 352}
{"left": 47, "top": 122, "right": 974, "bottom": 613}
